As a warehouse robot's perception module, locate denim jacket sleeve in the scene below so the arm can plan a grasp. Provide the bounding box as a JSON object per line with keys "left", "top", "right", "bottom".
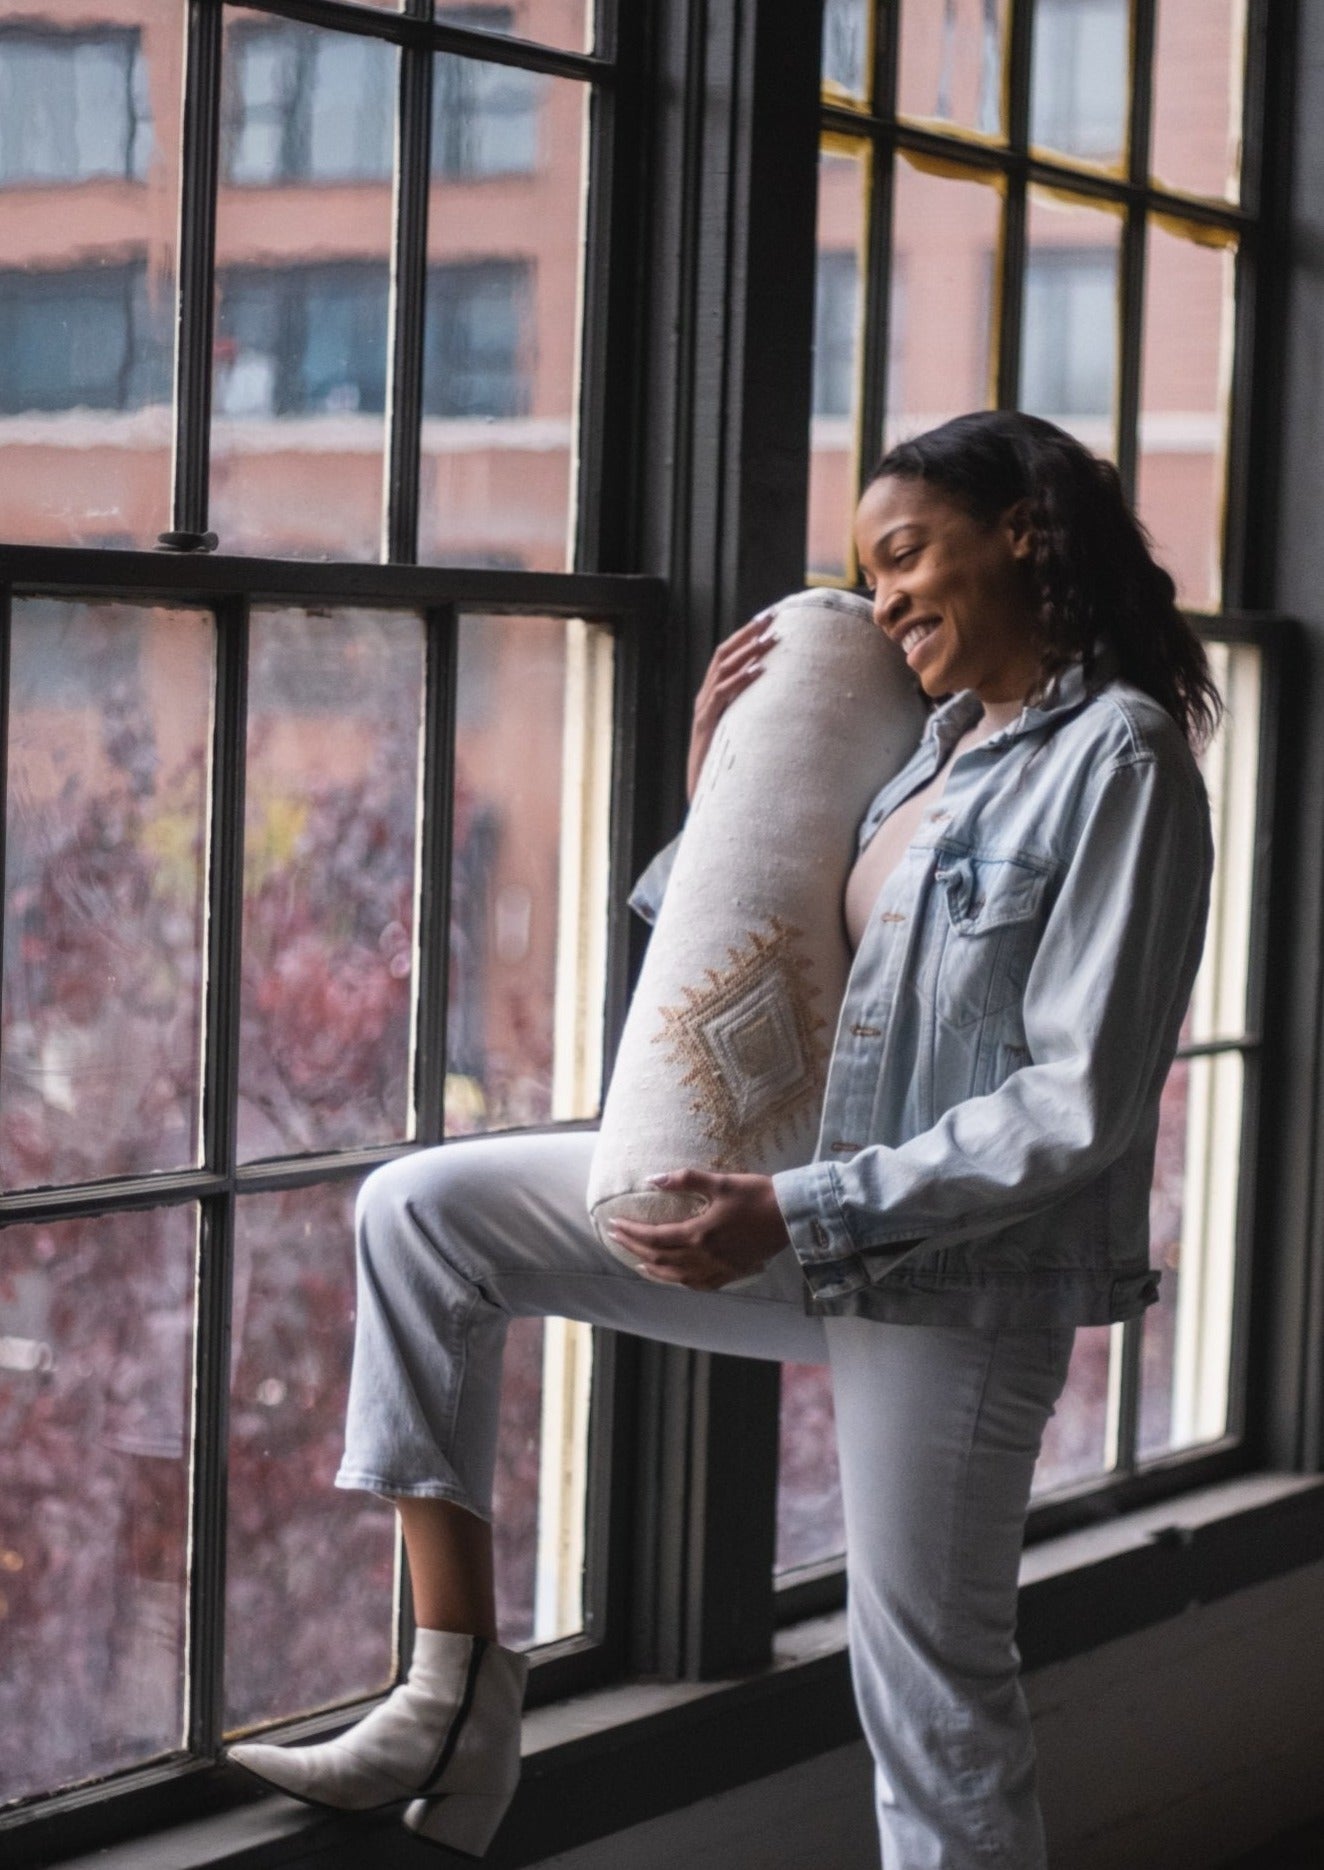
{"left": 627, "top": 833, "right": 682, "bottom": 926}
{"left": 771, "top": 740, "right": 1213, "bottom": 1281}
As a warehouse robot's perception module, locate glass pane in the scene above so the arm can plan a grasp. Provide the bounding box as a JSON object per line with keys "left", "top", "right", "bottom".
{"left": 898, "top": 0, "right": 1009, "bottom": 139}
{"left": 1187, "top": 641, "right": 1261, "bottom": 1045}
{"left": 1, "top": 601, "right": 212, "bottom": 1191}
{"left": 1151, "top": 0, "right": 1246, "bottom": 201}
{"left": 1136, "top": 225, "right": 1236, "bottom": 611}
{"left": 1139, "top": 1051, "right": 1244, "bottom": 1459}
{"left": 1030, "top": 0, "right": 1129, "bottom": 167}
{"left": 438, "top": 2, "right": 595, "bottom": 57}
{"left": 1032, "top": 1324, "right": 1115, "bottom": 1494}
{"left": 0, "top": 1205, "right": 196, "bottom": 1803}
{"left": 213, "top": 20, "right": 397, "bottom": 559}
{"left": 885, "top": 152, "right": 1001, "bottom": 451}
{"left": 775, "top": 1362, "right": 844, "bottom": 1574}
{"left": 807, "top": 144, "right": 869, "bottom": 581}
{"left": 225, "top": 1181, "right": 396, "bottom": 1733}
{"left": 420, "top": 62, "right": 587, "bottom": 570}
{"left": 1021, "top": 189, "right": 1122, "bottom": 457}
{"left": 496, "top": 1315, "right": 591, "bottom": 1647}
{"left": 447, "top": 616, "right": 613, "bottom": 1135}
{"left": 822, "top": 0, "right": 872, "bottom": 106}
{"left": 0, "top": 6, "right": 181, "bottom": 547}
{"left": 239, "top": 609, "right": 425, "bottom": 1161}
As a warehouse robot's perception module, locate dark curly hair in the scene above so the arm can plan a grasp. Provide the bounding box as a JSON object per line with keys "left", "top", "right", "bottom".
{"left": 867, "top": 410, "right": 1222, "bottom": 749}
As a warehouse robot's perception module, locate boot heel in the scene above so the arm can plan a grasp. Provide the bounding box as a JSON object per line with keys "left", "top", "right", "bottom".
{"left": 404, "top": 1789, "right": 512, "bottom": 1857}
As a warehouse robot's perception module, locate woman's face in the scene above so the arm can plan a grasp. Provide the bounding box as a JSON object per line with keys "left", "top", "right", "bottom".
{"left": 852, "top": 474, "right": 1042, "bottom": 705}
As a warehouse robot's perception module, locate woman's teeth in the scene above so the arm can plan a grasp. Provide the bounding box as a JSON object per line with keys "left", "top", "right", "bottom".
{"left": 901, "top": 621, "right": 936, "bottom": 656}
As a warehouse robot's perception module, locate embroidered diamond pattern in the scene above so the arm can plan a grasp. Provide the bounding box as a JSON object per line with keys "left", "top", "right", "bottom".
{"left": 652, "top": 915, "right": 828, "bottom": 1169}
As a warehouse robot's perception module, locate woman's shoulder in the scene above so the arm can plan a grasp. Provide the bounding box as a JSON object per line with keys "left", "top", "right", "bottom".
{"left": 1068, "top": 675, "right": 1204, "bottom": 781}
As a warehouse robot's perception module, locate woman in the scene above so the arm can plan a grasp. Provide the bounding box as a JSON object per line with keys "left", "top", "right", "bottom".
{"left": 230, "top": 411, "right": 1217, "bottom": 1867}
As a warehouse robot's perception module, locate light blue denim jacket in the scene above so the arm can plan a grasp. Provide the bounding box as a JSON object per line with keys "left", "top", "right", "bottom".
{"left": 629, "top": 653, "right": 1214, "bottom": 1326}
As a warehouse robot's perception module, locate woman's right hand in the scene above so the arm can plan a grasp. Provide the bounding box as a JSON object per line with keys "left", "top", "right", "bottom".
{"left": 686, "top": 608, "right": 779, "bottom": 802}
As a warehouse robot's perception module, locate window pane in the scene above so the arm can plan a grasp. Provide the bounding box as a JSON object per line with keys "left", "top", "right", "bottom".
{"left": 1030, "top": 0, "right": 1129, "bottom": 167}
{"left": 1021, "top": 190, "right": 1121, "bottom": 457}
{"left": 1151, "top": 0, "right": 1246, "bottom": 202}
{"left": 438, "top": 1, "right": 595, "bottom": 56}
{"left": 1136, "top": 225, "right": 1236, "bottom": 611}
{"left": 1032, "top": 1324, "right": 1114, "bottom": 1494}
{"left": 447, "top": 617, "right": 612, "bottom": 1135}
{"left": 0, "top": 1205, "right": 196, "bottom": 1803}
{"left": 420, "top": 64, "right": 587, "bottom": 570}
{"left": 225, "top": 1181, "right": 396, "bottom": 1733}
{"left": 239, "top": 609, "right": 425, "bottom": 1161}
{"left": 775, "top": 1362, "right": 844, "bottom": 1575}
{"left": 898, "top": 0, "right": 1009, "bottom": 139}
{"left": 885, "top": 153, "right": 1001, "bottom": 449}
{"left": 212, "top": 22, "right": 397, "bottom": 560}
{"left": 1187, "top": 641, "right": 1261, "bottom": 1046}
{"left": 821, "top": 0, "right": 872, "bottom": 106}
{"left": 0, "top": 9, "right": 180, "bottom": 547}
{"left": 1, "top": 601, "right": 213, "bottom": 1191}
{"left": 807, "top": 144, "right": 869, "bottom": 581}
{"left": 496, "top": 1315, "right": 592, "bottom": 1646}
{"left": 1139, "top": 1051, "right": 1244, "bottom": 1459}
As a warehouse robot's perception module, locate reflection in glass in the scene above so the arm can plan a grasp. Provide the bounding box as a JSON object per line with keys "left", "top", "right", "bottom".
{"left": 1139, "top": 1052, "right": 1244, "bottom": 1460}
{"left": 885, "top": 153, "right": 1001, "bottom": 451}
{"left": 807, "top": 144, "right": 869, "bottom": 581}
{"left": 1137, "top": 225, "right": 1235, "bottom": 610}
{"left": 1151, "top": 0, "right": 1246, "bottom": 201}
{"left": 0, "top": 6, "right": 181, "bottom": 547}
{"left": 821, "top": 0, "right": 872, "bottom": 105}
{"left": 1029, "top": 0, "right": 1129, "bottom": 166}
{"left": 239, "top": 609, "right": 425, "bottom": 1161}
{"left": 775, "top": 1363, "right": 844, "bottom": 1574}
{"left": 447, "top": 616, "right": 612, "bottom": 1135}
{"left": 1, "top": 601, "right": 213, "bottom": 1191}
{"left": 225, "top": 1182, "right": 396, "bottom": 1733}
{"left": 1033, "top": 1325, "right": 1114, "bottom": 1493}
{"left": 212, "top": 21, "right": 396, "bottom": 559}
{"left": 0, "top": 1205, "right": 196, "bottom": 1802}
{"left": 1021, "top": 190, "right": 1121, "bottom": 457}
{"left": 898, "top": 0, "right": 1008, "bottom": 138}
{"left": 420, "top": 61, "right": 586, "bottom": 571}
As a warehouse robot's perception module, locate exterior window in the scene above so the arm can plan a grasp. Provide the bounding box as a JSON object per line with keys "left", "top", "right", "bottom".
{"left": 223, "top": 24, "right": 394, "bottom": 184}
{"left": 812, "top": 250, "right": 861, "bottom": 419}
{"left": 1030, "top": 0, "right": 1130, "bottom": 158}
{"left": 0, "top": 264, "right": 169, "bottom": 414}
{"left": 215, "top": 266, "right": 390, "bottom": 417}
{"left": 1021, "top": 247, "right": 1118, "bottom": 418}
{"left": 0, "top": 28, "right": 152, "bottom": 186}
{"left": 423, "top": 260, "right": 532, "bottom": 417}
{"left": 434, "top": 9, "right": 541, "bottom": 179}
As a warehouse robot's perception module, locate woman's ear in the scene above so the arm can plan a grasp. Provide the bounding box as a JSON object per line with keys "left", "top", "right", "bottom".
{"left": 1003, "top": 498, "right": 1035, "bottom": 562}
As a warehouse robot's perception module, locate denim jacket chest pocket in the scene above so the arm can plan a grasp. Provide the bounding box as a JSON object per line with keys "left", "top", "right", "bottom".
{"left": 930, "top": 852, "right": 1051, "bottom": 1029}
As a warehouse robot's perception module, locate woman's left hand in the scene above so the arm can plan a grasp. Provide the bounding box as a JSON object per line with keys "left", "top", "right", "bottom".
{"left": 607, "top": 1169, "right": 791, "bottom": 1291}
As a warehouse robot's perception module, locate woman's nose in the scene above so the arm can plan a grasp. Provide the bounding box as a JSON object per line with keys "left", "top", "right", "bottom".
{"left": 875, "top": 587, "right": 907, "bottom": 629}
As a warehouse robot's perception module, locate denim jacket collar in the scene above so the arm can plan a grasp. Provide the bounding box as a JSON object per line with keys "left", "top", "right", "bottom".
{"left": 922, "top": 644, "right": 1114, "bottom": 753}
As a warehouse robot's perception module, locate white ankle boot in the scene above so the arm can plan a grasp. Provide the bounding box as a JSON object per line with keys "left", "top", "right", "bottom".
{"left": 227, "top": 1628, "right": 528, "bottom": 1843}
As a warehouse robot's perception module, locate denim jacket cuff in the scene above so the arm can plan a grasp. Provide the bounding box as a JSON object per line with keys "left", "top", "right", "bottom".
{"left": 772, "top": 1161, "right": 855, "bottom": 1267}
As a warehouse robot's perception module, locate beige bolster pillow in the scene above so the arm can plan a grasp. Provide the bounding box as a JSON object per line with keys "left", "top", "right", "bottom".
{"left": 587, "top": 587, "right": 928, "bottom": 1270}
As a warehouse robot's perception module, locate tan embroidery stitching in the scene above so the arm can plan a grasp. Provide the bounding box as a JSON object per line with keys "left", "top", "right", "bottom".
{"left": 651, "top": 914, "right": 829, "bottom": 1170}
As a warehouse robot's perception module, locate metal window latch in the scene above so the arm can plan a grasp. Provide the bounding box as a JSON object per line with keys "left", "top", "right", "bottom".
{"left": 157, "top": 530, "right": 219, "bottom": 552}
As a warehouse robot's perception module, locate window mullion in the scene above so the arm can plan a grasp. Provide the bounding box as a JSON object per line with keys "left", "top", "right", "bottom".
{"left": 996, "top": 0, "right": 1036, "bottom": 408}
{"left": 169, "top": 0, "right": 224, "bottom": 549}
{"left": 385, "top": 8, "right": 433, "bottom": 563}
{"left": 1115, "top": 0, "right": 1157, "bottom": 503}
{"left": 411, "top": 604, "right": 458, "bottom": 1145}
{"left": 188, "top": 594, "right": 250, "bottom": 1755}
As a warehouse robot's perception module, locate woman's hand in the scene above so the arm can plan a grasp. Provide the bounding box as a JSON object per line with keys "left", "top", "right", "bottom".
{"left": 686, "top": 609, "right": 779, "bottom": 802}
{"left": 607, "top": 1169, "right": 791, "bottom": 1291}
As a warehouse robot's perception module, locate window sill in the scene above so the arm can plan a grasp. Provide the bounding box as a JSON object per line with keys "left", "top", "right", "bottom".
{"left": 32, "top": 1472, "right": 1324, "bottom": 1870}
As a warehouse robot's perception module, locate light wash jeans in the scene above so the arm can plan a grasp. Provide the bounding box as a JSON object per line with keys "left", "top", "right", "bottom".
{"left": 336, "top": 1129, "right": 1074, "bottom": 1870}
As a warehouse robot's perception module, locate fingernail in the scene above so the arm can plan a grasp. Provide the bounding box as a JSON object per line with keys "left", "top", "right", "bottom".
{"left": 645, "top": 1173, "right": 670, "bottom": 1187}
{"left": 757, "top": 628, "right": 778, "bottom": 645}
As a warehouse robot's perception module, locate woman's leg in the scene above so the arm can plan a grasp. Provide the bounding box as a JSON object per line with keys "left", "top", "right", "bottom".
{"left": 397, "top": 1499, "right": 496, "bottom": 1641}
{"left": 826, "top": 1318, "right": 1073, "bottom": 1870}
